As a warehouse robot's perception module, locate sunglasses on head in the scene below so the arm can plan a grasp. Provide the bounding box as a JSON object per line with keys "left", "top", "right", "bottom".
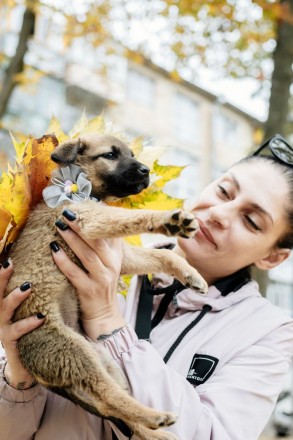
{"left": 252, "top": 134, "right": 293, "bottom": 166}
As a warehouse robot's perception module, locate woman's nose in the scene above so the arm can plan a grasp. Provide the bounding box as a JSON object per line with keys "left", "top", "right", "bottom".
{"left": 208, "top": 206, "right": 230, "bottom": 229}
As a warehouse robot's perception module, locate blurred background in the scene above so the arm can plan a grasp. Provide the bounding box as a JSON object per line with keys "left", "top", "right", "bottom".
{"left": 0, "top": 1, "right": 293, "bottom": 437}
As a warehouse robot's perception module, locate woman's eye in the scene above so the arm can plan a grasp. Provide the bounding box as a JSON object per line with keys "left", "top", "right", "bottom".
{"left": 244, "top": 215, "right": 261, "bottom": 232}
{"left": 103, "top": 152, "right": 116, "bottom": 160}
{"left": 217, "top": 185, "right": 230, "bottom": 199}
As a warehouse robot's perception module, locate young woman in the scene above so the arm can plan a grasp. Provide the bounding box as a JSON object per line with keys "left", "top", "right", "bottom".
{"left": 1, "top": 134, "right": 293, "bottom": 440}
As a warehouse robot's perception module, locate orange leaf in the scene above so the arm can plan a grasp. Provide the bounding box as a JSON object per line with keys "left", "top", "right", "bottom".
{"left": 0, "top": 208, "right": 13, "bottom": 254}
{"left": 24, "top": 134, "right": 59, "bottom": 207}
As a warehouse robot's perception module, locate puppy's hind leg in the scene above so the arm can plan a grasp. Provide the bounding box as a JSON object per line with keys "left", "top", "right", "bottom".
{"left": 49, "top": 386, "right": 132, "bottom": 437}
{"left": 49, "top": 386, "right": 178, "bottom": 440}
{"left": 18, "top": 324, "right": 176, "bottom": 435}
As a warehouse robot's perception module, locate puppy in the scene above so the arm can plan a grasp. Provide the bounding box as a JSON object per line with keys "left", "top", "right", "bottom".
{"left": 4, "top": 134, "right": 207, "bottom": 440}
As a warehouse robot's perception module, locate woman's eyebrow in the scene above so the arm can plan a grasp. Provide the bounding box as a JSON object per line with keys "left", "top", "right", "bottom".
{"left": 251, "top": 203, "right": 274, "bottom": 225}
{"left": 227, "top": 172, "right": 240, "bottom": 191}
{"left": 229, "top": 172, "right": 274, "bottom": 225}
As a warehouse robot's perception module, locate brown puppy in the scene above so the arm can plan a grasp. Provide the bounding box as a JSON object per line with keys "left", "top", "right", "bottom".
{"left": 4, "top": 134, "right": 207, "bottom": 440}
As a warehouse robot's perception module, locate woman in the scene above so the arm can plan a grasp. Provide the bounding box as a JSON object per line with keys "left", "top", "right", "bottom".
{"left": 1, "top": 134, "right": 293, "bottom": 440}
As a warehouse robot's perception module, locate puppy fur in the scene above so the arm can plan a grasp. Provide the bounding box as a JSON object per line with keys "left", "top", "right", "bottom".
{"left": 4, "top": 134, "right": 207, "bottom": 440}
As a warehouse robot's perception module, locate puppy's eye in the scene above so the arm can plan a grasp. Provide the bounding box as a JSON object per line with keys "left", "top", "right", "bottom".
{"left": 102, "top": 152, "right": 116, "bottom": 160}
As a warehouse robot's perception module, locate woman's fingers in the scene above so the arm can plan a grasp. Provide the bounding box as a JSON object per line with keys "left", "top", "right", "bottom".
{"left": 0, "top": 260, "right": 13, "bottom": 308}
{"left": 50, "top": 242, "right": 93, "bottom": 292}
{"left": 6, "top": 314, "right": 45, "bottom": 343}
{"left": 0, "top": 261, "right": 45, "bottom": 344}
{"left": 0, "top": 285, "right": 31, "bottom": 324}
{"left": 55, "top": 213, "right": 123, "bottom": 272}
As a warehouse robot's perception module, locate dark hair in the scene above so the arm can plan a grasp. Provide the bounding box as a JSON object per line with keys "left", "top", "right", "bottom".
{"left": 236, "top": 155, "right": 293, "bottom": 249}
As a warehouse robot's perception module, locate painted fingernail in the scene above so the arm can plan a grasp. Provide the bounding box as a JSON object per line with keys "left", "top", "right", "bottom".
{"left": 55, "top": 219, "right": 69, "bottom": 231}
{"left": 62, "top": 209, "right": 76, "bottom": 221}
{"left": 2, "top": 258, "right": 11, "bottom": 269}
{"left": 50, "top": 241, "right": 60, "bottom": 253}
{"left": 20, "top": 282, "right": 31, "bottom": 292}
{"left": 36, "top": 312, "right": 46, "bottom": 319}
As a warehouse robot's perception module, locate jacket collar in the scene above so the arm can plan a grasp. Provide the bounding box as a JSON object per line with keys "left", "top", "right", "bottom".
{"left": 214, "top": 266, "right": 251, "bottom": 296}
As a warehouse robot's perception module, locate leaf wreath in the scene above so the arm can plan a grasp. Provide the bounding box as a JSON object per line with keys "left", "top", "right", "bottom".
{"left": 0, "top": 113, "right": 185, "bottom": 256}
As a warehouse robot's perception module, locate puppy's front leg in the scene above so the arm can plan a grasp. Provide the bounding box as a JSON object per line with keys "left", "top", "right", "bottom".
{"left": 122, "top": 244, "right": 208, "bottom": 293}
{"left": 70, "top": 201, "right": 199, "bottom": 239}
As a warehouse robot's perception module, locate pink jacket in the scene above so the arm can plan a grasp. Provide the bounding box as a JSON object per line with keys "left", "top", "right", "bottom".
{"left": 1, "top": 272, "right": 293, "bottom": 440}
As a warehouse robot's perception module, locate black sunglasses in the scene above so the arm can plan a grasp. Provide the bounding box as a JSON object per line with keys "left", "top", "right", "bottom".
{"left": 252, "top": 134, "right": 293, "bottom": 166}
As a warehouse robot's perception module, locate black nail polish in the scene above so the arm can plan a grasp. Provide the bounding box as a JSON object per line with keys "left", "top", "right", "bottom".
{"left": 2, "top": 259, "right": 10, "bottom": 269}
{"left": 20, "top": 282, "right": 31, "bottom": 292}
{"left": 36, "top": 312, "right": 46, "bottom": 319}
{"left": 50, "top": 241, "right": 60, "bottom": 253}
{"left": 62, "top": 209, "right": 76, "bottom": 221}
{"left": 55, "top": 219, "right": 69, "bottom": 231}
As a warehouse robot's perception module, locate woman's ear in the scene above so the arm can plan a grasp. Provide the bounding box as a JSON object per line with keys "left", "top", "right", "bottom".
{"left": 254, "top": 248, "right": 291, "bottom": 270}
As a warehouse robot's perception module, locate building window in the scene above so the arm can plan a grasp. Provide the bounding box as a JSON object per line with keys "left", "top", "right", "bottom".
{"left": 126, "top": 69, "right": 155, "bottom": 107}
{"left": 213, "top": 112, "right": 238, "bottom": 145}
{"left": 160, "top": 147, "right": 199, "bottom": 199}
{"left": 173, "top": 92, "right": 200, "bottom": 145}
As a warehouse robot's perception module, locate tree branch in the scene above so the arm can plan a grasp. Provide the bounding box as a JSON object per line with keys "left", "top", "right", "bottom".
{"left": 0, "top": 6, "right": 36, "bottom": 119}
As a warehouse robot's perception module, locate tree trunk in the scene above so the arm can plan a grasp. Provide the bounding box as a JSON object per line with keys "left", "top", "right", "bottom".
{"left": 264, "top": 0, "right": 293, "bottom": 138}
{"left": 254, "top": 0, "right": 293, "bottom": 296}
{"left": 0, "top": 6, "right": 35, "bottom": 119}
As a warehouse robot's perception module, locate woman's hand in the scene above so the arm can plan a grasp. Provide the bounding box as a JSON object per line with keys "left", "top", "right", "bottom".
{"left": 0, "top": 260, "right": 45, "bottom": 389}
{"left": 52, "top": 211, "right": 126, "bottom": 341}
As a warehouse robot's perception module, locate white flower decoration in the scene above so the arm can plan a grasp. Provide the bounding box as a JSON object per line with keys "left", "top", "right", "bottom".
{"left": 42, "top": 164, "right": 92, "bottom": 208}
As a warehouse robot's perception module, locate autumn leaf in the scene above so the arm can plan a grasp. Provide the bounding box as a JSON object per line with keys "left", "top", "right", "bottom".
{"left": 130, "top": 136, "right": 144, "bottom": 157}
{"left": 23, "top": 134, "right": 59, "bottom": 206}
{"left": 69, "top": 110, "right": 90, "bottom": 138}
{"left": 80, "top": 114, "right": 106, "bottom": 136}
{"left": 152, "top": 161, "right": 186, "bottom": 189}
{"left": 47, "top": 116, "right": 68, "bottom": 144}
{"left": 0, "top": 165, "right": 31, "bottom": 252}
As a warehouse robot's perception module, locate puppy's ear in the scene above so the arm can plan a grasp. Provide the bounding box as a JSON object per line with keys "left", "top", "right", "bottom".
{"left": 51, "top": 138, "right": 84, "bottom": 164}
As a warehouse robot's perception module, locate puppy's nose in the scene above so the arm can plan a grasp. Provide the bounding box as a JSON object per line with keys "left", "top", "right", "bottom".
{"left": 138, "top": 165, "right": 150, "bottom": 175}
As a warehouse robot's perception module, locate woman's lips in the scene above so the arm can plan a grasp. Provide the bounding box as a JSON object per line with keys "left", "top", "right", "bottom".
{"left": 196, "top": 220, "right": 217, "bottom": 247}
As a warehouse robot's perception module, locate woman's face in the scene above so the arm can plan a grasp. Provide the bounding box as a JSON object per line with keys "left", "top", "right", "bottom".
{"left": 177, "top": 160, "right": 291, "bottom": 284}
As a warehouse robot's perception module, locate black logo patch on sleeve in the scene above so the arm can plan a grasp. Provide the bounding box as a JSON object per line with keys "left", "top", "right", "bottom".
{"left": 187, "top": 354, "right": 219, "bottom": 386}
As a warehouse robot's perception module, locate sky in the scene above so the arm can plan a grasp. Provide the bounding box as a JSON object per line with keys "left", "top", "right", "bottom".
{"left": 198, "top": 76, "right": 267, "bottom": 122}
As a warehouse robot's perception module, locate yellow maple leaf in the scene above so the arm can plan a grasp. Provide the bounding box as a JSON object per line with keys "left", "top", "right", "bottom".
{"left": 47, "top": 117, "right": 69, "bottom": 144}
{"left": 130, "top": 137, "right": 144, "bottom": 157}
{"left": 0, "top": 165, "right": 31, "bottom": 252}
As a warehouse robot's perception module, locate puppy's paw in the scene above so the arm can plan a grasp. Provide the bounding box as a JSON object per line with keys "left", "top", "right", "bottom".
{"left": 147, "top": 411, "right": 177, "bottom": 430}
{"left": 163, "top": 210, "right": 199, "bottom": 238}
{"left": 183, "top": 271, "right": 208, "bottom": 294}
